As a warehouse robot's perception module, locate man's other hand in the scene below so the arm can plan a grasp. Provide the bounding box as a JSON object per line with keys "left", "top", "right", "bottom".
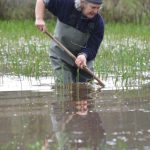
{"left": 35, "top": 19, "right": 46, "bottom": 32}
{"left": 75, "top": 54, "right": 87, "bottom": 69}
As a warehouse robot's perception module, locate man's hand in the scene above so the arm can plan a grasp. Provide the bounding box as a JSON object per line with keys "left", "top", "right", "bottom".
{"left": 35, "top": 0, "right": 46, "bottom": 32}
{"left": 35, "top": 19, "right": 46, "bottom": 32}
{"left": 75, "top": 54, "right": 87, "bottom": 69}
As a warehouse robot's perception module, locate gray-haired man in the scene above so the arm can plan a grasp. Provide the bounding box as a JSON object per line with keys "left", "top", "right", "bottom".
{"left": 35, "top": 0, "right": 104, "bottom": 84}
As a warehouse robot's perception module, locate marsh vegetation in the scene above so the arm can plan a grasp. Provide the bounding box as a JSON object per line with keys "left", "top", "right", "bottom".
{"left": 0, "top": 20, "right": 149, "bottom": 88}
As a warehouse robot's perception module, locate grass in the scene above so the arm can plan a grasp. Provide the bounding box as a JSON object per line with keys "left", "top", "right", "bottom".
{"left": 95, "top": 23, "right": 150, "bottom": 87}
{"left": 0, "top": 141, "right": 42, "bottom": 150}
{"left": 0, "top": 20, "right": 150, "bottom": 86}
{"left": 1, "top": 140, "right": 127, "bottom": 150}
{"left": 0, "top": 20, "right": 55, "bottom": 78}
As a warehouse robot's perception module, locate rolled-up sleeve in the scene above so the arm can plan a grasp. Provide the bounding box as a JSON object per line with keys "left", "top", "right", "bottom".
{"left": 43, "top": 0, "right": 49, "bottom": 7}
{"left": 43, "top": 0, "right": 62, "bottom": 16}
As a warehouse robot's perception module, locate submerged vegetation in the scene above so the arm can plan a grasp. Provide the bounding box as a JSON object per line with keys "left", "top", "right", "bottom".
{"left": 0, "top": 20, "right": 150, "bottom": 86}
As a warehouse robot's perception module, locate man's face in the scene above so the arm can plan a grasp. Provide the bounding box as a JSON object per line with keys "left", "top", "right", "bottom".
{"left": 82, "top": 2, "right": 101, "bottom": 18}
{"left": 76, "top": 100, "right": 88, "bottom": 111}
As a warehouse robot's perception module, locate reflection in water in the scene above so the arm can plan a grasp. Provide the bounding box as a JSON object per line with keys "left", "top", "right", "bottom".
{"left": 42, "top": 84, "right": 106, "bottom": 150}
{"left": 0, "top": 84, "right": 150, "bottom": 150}
{"left": 0, "top": 91, "right": 52, "bottom": 150}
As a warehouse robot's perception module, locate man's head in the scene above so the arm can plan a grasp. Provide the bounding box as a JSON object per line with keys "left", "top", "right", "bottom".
{"left": 81, "top": 0, "right": 102, "bottom": 18}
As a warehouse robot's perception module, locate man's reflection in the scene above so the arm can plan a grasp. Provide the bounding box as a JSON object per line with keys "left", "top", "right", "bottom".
{"left": 42, "top": 84, "right": 106, "bottom": 150}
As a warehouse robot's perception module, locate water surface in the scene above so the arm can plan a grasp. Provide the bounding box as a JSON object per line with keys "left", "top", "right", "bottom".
{"left": 0, "top": 83, "right": 150, "bottom": 150}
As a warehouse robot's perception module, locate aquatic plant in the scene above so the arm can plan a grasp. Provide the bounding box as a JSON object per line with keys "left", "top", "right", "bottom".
{"left": 28, "top": 141, "right": 42, "bottom": 150}
{"left": 0, "top": 20, "right": 149, "bottom": 87}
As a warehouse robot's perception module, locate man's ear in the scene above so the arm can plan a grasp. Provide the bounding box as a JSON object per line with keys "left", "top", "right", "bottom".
{"left": 81, "top": 0, "right": 88, "bottom": 10}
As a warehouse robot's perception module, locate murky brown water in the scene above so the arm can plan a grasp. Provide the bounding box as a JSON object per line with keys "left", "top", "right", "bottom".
{"left": 0, "top": 84, "right": 150, "bottom": 150}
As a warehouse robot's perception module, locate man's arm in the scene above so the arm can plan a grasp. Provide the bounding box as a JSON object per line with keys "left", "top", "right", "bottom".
{"left": 35, "top": 0, "right": 46, "bottom": 32}
{"left": 75, "top": 16, "right": 104, "bottom": 68}
{"left": 81, "top": 16, "right": 104, "bottom": 61}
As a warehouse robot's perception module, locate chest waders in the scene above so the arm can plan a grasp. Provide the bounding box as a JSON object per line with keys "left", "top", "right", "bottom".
{"left": 49, "top": 20, "right": 94, "bottom": 85}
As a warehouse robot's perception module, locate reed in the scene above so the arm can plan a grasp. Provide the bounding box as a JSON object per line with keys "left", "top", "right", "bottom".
{"left": 0, "top": 20, "right": 149, "bottom": 86}
{"left": 95, "top": 23, "right": 150, "bottom": 86}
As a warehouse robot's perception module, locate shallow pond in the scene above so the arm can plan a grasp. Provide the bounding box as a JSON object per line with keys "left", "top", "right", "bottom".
{"left": 0, "top": 79, "right": 150, "bottom": 150}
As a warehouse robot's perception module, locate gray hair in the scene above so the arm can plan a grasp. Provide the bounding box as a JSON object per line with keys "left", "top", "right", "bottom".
{"left": 75, "top": 0, "right": 102, "bottom": 10}
{"left": 75, "top": 0, "right": 82, "bottom": 11}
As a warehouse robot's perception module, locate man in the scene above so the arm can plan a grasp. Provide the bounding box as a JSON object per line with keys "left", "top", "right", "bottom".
{"left": 35, "top": 0, "right": 104, "bottom": 85}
